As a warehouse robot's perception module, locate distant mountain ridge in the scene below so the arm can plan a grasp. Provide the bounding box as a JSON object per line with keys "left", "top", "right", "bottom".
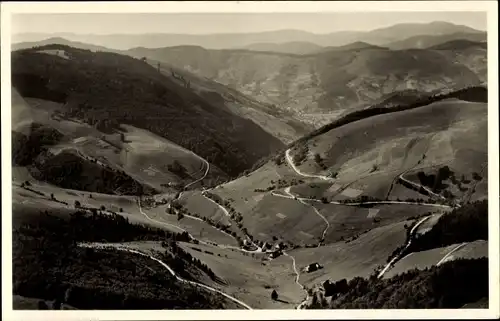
{"left": 240, "top": 41, "right": 324, "bottom": 55}
{"left": 12, "top": 32, "right": 487, "bottom": 127}
{"left": 386, "top": 32, "right": 487, "bottom": 50}
{"left": 13, "top": 21, "right": 485, "bottom": 50}
{"left": 126, "top": 43, "right": 485, "bottom": 126}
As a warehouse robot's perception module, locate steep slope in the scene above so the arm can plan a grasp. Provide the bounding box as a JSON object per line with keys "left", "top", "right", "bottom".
{"left": 13, "top": 38, "right": 310, "bottom": 144}
{"left": 11, "top": 44, "right": 285, "bottom": 178}
{"left": 288, "top": 92, "right": 487, "bottom": 201}
{"left": 139, "top": 58, "right": 312, "bottom": 144}
{"left": 11, "top": 87, "right": 223, "bottom": 193}
{"left": 386, "top": 32, "right": 487, "bottom": 50}
{"left": 131, "top": 45, "right": 484, "bottom": 126}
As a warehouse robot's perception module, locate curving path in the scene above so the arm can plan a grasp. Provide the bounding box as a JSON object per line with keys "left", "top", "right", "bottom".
{"left": 271, "top": 190, "right": 452, "bottom": 209}
{"left": 377, "top": 215, "right": 433, "bottom": 278}
{"left": 282, "top": 252, "right": 309, "bottom": 310}
{"left": 436, "top": 242, "right": 468, "bottom": 266}
{"left": 284, "top": 145, "right": 455, "bottom": 206}
{"left": 398, "top": 174, "right": 446, "bottom": 200}
{"left": 200, "top": 192, "right": 264, "bottom": 252}
{"left": 285, "top": 149, "right": 332, "bottom": 181}
{"left": 201, "top": 192, "right": 230, "bottom": 217}
{"left": 78, "top": 243, "right": 252, "bottom": 310}
{"left": 138, "top": 198, "right": 252, "bottom": 251}
{"left": 184, "top": 156, "right": 210, "bottom": 190}
{"left": 284, "top": 187, "right": 330, "bottom": 244}
{"left": 137, "top": 199, "right": 217, "bottom": 247}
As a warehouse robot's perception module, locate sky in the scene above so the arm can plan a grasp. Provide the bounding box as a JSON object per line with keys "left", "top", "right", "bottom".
{"left": 11, "top": 12, "right": 486, "bottom": 35}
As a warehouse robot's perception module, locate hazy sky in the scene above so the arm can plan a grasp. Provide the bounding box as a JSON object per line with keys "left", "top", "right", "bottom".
{"left": 12, "top": 12, "right": 486, "bottom": 35}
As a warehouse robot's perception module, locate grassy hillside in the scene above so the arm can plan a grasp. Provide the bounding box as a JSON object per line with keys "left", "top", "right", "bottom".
{"left": 280, "top": 221, "right": 410, "bottom": 291}
{"left": 13, "top": 91, "right": 229, "bottom": 191}
{"left": 202, "top": 86, "right": 486, "bottom": 251}
{"left": 287, "top": 87, "right": 487, "bottom": 178}
{"left": 11, "top": 44, "right": 284, "bottom": 178}
{"left": 128, "top": 45, "right": 485, "bottom": 126}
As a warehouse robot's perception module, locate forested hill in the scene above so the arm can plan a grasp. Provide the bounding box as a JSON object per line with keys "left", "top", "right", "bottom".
{"left": 11, "top": 44, "right": 285, "bottom": 177}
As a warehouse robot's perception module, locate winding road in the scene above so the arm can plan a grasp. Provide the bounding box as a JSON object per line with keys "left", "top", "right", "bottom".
{"left": 436, "top": 242, "right": 468, "bottom": 266}
{"left": 284, "top": 187, "right": 330, "bottom": 244}
{"left": 201, "top": 192, "right": 231, "bottom": 217}
{"left": 282, "top": 251, "right": 310, "bottom": 309}
{"left": 398, "top": 173, "right": 446, "bottom": 200}
{"left": 284, "top": 146, "right": 455, "bottom": 208}
{"left": 138, "top": 196, "right": 271, "bottom": 254}
{"left": 377, "top": 215, "right": 433, "bottom": 278}
{"left": 285, "top": 149, "right": 332, "bottom": 181}
{"left": 271, "top": 190, "right": 452, "bottom": 209}
{"left": 74, "top": 135, "right": 464, "bottom": 309}
{"left": 78, "top": 243, "right": 252, "bottom": 310}
{"left": 138, "top": 198, "right": 260, "bottom": 253}
{"left": 184, "top": 156, "right": 210, "bottom": 190}
{"left": 200, "top": 191, "right": 264, "bottom": 252}
{"left": 137, "top": 200, "right": 211, "bottom": 246}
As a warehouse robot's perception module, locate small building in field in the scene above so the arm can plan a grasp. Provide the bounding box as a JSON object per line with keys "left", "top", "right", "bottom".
{"left": 305, "top": 262, "right": 323, "bottom": 273}
{"left": 269, "top": 250, "right": 283, "bottom": 259}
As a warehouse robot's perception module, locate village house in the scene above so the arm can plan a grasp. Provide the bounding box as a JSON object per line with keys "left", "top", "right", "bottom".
{"left": 305, "top": 262, "right": 323, "bottom": 273}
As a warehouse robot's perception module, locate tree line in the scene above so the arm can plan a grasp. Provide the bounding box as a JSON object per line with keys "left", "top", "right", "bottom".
{"left": 12, "top": 209, "right": 229, "bottom": 310}
{"left": 313, "top": 258, "right": 488, "bottom": 309}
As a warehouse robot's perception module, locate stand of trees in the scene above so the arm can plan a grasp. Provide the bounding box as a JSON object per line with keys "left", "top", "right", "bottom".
{"left": 30, "top": 151, "right": 155, "bottom": 196}
{"left": 313, "top": 258, "right": 488, "bottom": 309}
{"left": 417, "top": 166, "right": 453, "bottom": 193}
{"left": 405, "top": 200, "right": 487, "bottom": 254}
{"left": 12, "top": 210, "right": 228, "bottom": 310}
{"left": 12, "top": 123, "right": 64, "bottom": 166}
